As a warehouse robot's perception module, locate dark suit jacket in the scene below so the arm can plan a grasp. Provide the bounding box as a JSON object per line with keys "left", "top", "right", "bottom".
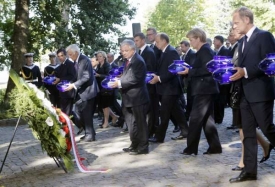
{"left": 228, "top": 43, "right": 238, "bottom": 58}
{"left": 141, "top": 45, "right": 157, "bottom": 94}
{"left": 74, "top": 54, "right": 99, "bottom": 101}
{"left": 95, "top": 61, "right": 111, "bottom": 90}
{"left": 184, "top": 49, "right": 196, "bottom": 66}
{"left": 55, "top": 59, "right": 77, "bottom": 98}
{"left": 156, "top": 45, "right": 183, "bottom": 96}
{"left": 110, "top": 61, "right": 119, "bottom": 69}
{"left": 150, "top": 44, "right": 162, "bottom": 62}
{"left": 120, "top": 53, "right": 149, "bottom": 107}
{"left": 217, "top": 46, "right": 230, "bottom": 56}
{"left": 189, "top": 43, "right": 219, "bottom": 96}
{"left": 238, "top": 28, "right": 275, "bottom": 102}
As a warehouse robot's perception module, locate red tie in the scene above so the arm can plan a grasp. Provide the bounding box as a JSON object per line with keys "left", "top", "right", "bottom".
{"left": 126, "top": 60, "right": 130, "bottom": 67}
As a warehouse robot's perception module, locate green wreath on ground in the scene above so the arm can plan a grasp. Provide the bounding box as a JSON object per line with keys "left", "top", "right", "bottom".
{"left": 8, "top": 69, "right": 73, "bottom": 171}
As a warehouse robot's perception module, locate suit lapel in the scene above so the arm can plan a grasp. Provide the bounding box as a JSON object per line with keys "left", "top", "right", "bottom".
{"left": 158, "top": 45, "right": 168, "bottom": 68}
{"left": 241, "top": 28, "right": 259, "bottom": 63}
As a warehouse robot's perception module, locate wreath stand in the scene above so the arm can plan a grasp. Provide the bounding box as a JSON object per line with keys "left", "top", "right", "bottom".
{"left": 0, "top": 116, "right": 67, "bottom": 174}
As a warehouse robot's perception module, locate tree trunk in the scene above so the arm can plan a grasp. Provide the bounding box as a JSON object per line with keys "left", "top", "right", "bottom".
{"left": 4, "top": 0, "right": 29, "bottom": 100}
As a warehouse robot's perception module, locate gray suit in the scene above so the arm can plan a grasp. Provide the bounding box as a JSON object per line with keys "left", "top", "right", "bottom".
{"left": 73, "top": 54, "right": 99, "bottom": 139}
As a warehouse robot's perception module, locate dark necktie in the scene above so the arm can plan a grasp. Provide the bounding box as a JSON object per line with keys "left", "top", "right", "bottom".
{"left": 242, "top": 35, "right": 248, "bottom": 53}
{"left": 138, "top": 50, "right": 141, "bottom": 55}
{"left": 126, "top": 60, "right": 130, "bottom": 67}
{"left": 150, "top": 44, "right": 154, "bottom": 48}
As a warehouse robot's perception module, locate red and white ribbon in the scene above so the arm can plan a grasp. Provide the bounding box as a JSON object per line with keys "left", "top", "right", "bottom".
{"left": 62, "top": 112, "right": 110, "bottom": 173}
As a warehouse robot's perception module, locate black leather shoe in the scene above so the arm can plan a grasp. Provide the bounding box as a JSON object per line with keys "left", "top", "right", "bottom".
{"left": 123, "top": 147, "right": 136, "bottom": 152}
{"left": 259, "top": 144, "right": 274, "bottom": 163}
{"left": 171, "top": 135, "right": 186, "bottom": 140}
{"left": 227, "top": 125, "right": 238, "bottom": 130}
{"left": 129, "top": 148, "right": 149, "bottom": 155}
{"left": 80, "top": 135, "right": 86, "bottom": 140}
{"left": 148, "top": 137, "right": 163, "bottom": 143}
{"left": 173, "top": 126, "right": 180, "bottom": 133}
{"left": 232, "top": 166, "right": 244, "bottom": 171}
{"left": 203, "top": 150, "right": 222, "bottom": 155}
{"left": 83, "top": 135, "right": 95, "bottom": 142}
{"left": 229, "top": 171, "right": 257, "bottom": 183}
{"left": 121, "top": 127, "right": 128, "bottom": 133}
{"left": 180, "top": 151, "right": 197, "bottom": 156}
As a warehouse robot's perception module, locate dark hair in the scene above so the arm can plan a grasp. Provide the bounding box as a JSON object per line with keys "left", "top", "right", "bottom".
{"left": 57, "top": 48, "right": 66, "bottom": 55}
{"left": 214, "top": 35, "right": 224, "bottom": 44}
{"left": 180, "top": 40, "right": 190, "bottom": 47}
{"left": 134, "top": 32, "right": 146, "bottom": 40}
{"left": 146, "top": 27, "right": 157, "bottom": 34}
{"left": 158, "top": 33, "right": 170, "bottom": 43}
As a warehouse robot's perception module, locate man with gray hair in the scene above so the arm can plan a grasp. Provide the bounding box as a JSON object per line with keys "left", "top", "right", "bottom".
{"left": 64, "top": 44, "right": 98, "bottom": 142}
{"left": 111, "top": 39, "right": 150, "bottom": 155}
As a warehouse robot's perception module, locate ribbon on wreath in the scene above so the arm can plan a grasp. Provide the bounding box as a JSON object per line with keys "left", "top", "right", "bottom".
{"left": 61, "top": 111, "right": 110, "bottom": 173}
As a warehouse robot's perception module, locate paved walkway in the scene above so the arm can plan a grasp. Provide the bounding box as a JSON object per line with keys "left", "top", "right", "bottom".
{"left": 0, "top": 107, "right": 275, "bottom": 187}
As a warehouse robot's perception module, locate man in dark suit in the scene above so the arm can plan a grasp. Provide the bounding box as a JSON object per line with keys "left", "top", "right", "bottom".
{"left": 213, "top": 35, "right": 230, "bottom": 124}
{"left": 146, "top": 27, "right": 162, "bottom": 62}
{"left": 111, "top": 39, "right": 150, "bottom": 155}
{"left": 134, "top": 32, "right": 159, "bottom": 137}
{"left": 65, "top": 44, "right": 99, "bottom": 142}
{"left": 107, "top": 52, "right": 119, "bottom": 68}
{"left": 149, "top": 33, "right": 188, "bottom": 143}
{"left": 54, "top": 48, "right": 77, "bottom": 116}
{"left": 229, "top": 7, "right": 275, "bottom": 183}
{"left": 180, "top": 40, "right": 196, "bottom": 121}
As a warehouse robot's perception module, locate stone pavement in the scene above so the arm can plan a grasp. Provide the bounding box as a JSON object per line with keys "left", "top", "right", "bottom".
{"left": 0, "top": 107, "right": 275, "bottom": 187}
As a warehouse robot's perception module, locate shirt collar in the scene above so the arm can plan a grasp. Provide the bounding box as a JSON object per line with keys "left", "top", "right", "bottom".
{"left": 162, "top": 44, "right": 169, "bottom": 52}
{"left": 246, "top": 25, "right": 256, "bottom": 41}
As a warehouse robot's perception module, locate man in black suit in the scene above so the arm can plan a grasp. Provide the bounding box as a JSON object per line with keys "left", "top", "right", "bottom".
{"left": 180, "top": 40, "right": 196, "bottom": 121}
{"left": 111, "top": 39, "right": 150, "bottom": 155}
{"left": 213, "top": 35, "right": 230, "bottom": 124}
{"left": 65, "top": 44, "right": 99, "bottom": 142}
{"left": 146, "top": 27, "right": 162, "bottom": 62}
{"left": 149, "top": 33, "right": 188, "bottom": 143}
{"left": 134, "top": 32, "right": 159, "bottom": 137}
{"left": 54, "top": 48, "right": 77, "bottom": 116}
{"left": 229, "top": 7, "right": 275, "bottom": 183}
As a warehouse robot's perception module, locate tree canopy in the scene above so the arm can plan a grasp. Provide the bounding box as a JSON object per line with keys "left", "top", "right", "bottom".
{"left": 146, "top": 0, "right": 275, "bottom": 46}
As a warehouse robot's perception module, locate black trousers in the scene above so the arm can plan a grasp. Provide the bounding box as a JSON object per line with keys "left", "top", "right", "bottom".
{"left": 155, "top": 95, "right": 188, "bottom": 141}
{"left": 184, "top": 94, "right": 222, "bottom": 154}
{"left": 147, "top": 93, "right": 159, "bottom": 137}
{"left": 60, "top": 97, "right": 74, "bottom": 116}
{"left": 186, "top": 82, "right": 193, "bottom": 120}
{"left": 123, "top": 103, "right": 149, "bottom": 150}
{"left": 241, "top": 98, "right": 275, "bottom": 174}
{"left": 73, "top": 97, "right": 96, "bottom": 138}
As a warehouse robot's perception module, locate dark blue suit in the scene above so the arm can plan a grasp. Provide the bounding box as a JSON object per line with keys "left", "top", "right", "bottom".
{"left": 238, "top": 28, "right": 275, "bottom": 174}
{"left": 154, "top": 45, "right": 188, "bottom": 141}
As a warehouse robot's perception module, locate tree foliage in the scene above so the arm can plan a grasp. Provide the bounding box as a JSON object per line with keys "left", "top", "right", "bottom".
{"left": 146, "top": 0, "right": 275, "bottom": 46}
{"left": 0, "top": 0, "right": 136, "bottom": 69}
{"left": 146, "top": 0, "right": 205, "bottom": 46}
